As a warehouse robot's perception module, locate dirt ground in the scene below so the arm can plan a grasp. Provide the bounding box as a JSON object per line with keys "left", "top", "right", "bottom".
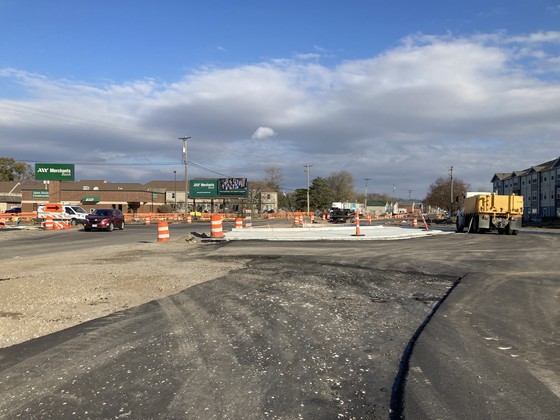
{"left": 0, "top": 235, "right": 246, "bottom": 348}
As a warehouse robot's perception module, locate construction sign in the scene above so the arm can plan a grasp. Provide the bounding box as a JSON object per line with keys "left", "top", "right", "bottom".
{"left": 44, "top": 203, "right": 63, "bottom": 212}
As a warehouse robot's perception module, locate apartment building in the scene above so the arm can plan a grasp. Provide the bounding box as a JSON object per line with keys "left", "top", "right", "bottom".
{"left": 491, "top": 156, "right": 560, "bottom": 219}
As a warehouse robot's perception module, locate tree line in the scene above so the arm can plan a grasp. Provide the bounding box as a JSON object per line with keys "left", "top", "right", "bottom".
{"left": 252, "top": 166, "right": 469, "bottom": 213}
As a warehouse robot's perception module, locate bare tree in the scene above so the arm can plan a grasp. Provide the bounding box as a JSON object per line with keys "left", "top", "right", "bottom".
{"left": 264, "top": 166, "right": 283, "bottom": 192}
{"left": 424, "top": 177, "right": 470, "bottom": 213}
{"left": 327, "top": 170, "right": 355, "bottom": 202}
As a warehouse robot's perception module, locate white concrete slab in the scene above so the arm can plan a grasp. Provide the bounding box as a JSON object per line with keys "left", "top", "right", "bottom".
{"left": 224, "top": 225, "right": 451, "bottom": 241}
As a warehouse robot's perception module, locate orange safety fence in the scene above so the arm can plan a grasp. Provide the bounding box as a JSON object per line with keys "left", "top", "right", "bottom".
{"left": 0, "top": 212, "right": 36, "bottom": 222}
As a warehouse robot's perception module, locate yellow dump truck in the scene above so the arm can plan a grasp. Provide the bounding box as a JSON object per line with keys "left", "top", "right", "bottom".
{"left": 456, "top": 192, "right": 523, "bottom": 235}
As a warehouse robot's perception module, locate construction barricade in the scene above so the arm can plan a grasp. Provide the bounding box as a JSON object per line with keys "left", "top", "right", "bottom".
{"left": 44, "top": 216, "right": 54, "bottom": 231}
{"left": 157, "top": 221, "right": 170, "bottom": 242}
{"left": 210, "top": 214, "right": 224, "bottom": 239}
{"left": 235, "top": 217, "right": 243, "bottom": 229}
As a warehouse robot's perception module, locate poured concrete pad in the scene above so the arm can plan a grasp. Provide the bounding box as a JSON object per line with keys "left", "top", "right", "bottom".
{"left": 225, "top": 224, "right": 451, "bottom": 241}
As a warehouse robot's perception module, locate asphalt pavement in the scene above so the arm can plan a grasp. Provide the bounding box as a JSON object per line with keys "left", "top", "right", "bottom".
{"left": 0, "top": 225, "right": 558, "bottom": 419}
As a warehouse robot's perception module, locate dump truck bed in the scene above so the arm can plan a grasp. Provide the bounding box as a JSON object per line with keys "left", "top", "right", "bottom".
{"left": 463, "top": 193, "right": 523, "bottom": 216}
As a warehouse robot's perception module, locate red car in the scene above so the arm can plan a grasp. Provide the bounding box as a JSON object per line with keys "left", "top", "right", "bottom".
{"left": 84, "top": 209, "right": 125, "bottom": 232}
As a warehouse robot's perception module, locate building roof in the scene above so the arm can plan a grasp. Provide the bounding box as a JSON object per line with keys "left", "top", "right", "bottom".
{"left": 492, "top": 156, "right": 560, "bottom": 182}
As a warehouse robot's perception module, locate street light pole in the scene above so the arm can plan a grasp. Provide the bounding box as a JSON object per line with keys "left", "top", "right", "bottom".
{"left": 179, "top": 135, "right": 191, "bottom": 216}
{"left": 304, "top": 164, "right": 312, "bottom": 215}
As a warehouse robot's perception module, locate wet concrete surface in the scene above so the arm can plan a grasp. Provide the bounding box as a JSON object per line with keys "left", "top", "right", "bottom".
{"left": 1, "top": 232, "right": 559, "bottom": 419}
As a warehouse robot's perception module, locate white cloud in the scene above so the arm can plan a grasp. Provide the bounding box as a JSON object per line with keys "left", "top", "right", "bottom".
{"left": 1, "top": 31, "right": 560, "bottom": 196}
{"left": 251, "top": 126, "right": 277, "bottom": 140}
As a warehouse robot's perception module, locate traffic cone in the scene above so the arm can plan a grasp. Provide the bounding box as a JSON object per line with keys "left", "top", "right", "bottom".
{"left": 352, "top": 213, "right": 365, "bottom": 237}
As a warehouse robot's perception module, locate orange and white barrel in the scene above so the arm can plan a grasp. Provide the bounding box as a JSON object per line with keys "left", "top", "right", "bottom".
{"left": 235, "top": 217, "right": 243, "bottom": 229}
{"left": 145, "top": 216, "right": 151, "bottom": 225}
{"left": 157, "top": 221, "right": 170, "bottom": 242}
{"left": 0, "top": 218, "right": 5, "bottom": 229}
{"left": 210, "top": 214, "right": 224, "bottom": 238}
{"left": 187, "top": 213, "right": 192, "bottom": 224}
{"left": 44, "top": 216, "right": 54, "bottom": 231}
{"left": 412, "top": 217, "right": 418, "bottom": 228}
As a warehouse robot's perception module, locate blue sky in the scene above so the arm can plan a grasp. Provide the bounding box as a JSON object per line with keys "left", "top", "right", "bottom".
{"left": 1, "top": 0, "right": 560, "bottom": 198}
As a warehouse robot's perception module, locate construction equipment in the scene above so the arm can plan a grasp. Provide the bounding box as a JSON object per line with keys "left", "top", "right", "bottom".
{"left": 456, "top": 192, "right": 523, "bottom": 235}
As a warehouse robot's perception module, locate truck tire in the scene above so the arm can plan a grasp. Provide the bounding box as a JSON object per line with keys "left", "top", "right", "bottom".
{"left": 469, "top": 216, "right": 479, "bottom": 233}
{"left": 455, "top": 219, "right": 464, "bottom": 233}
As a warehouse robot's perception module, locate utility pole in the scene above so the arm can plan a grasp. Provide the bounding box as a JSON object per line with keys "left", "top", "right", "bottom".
{"left": 392, "top": 184, "right": 396, "bottom": 215}
{"left": 179, "top": 135, "right": 191, "bottom": 216}
{"left": 364, "top": 178, "right": 371, "bottom": 213}
{"left": 173, "top": 170, "right": 177, "bottom": 210}
{"left": 449, "top": 165, "right": 454, "bottom": 216}
{"left": 304, "top": 164, "right": 312, "bottom": 215}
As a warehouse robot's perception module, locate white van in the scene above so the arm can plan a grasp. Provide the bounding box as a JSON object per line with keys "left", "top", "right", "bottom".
{"left": 38, "top": 205, "right": 89, "bottom": 225}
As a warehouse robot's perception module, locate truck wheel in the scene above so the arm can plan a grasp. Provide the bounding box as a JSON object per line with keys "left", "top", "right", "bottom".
{"left": 71, "top": 218, "right": 77, "bottom": 226}
{"left": 455, "top": 219, "right": 464, "bottom": 233}
{"left": 469, "top": 217, "right": 479, "bottom": 233}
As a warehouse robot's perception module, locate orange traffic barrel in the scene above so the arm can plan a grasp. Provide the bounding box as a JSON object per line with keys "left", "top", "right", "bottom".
{"left": 210, "top": 214, "right": 224, "bottom": 238}
{"left": 412, "top": 217, "right": 418, "bottom": 228}
{"left": 157, "top": 221, "right": 170, "bottom": 242}
{"left": 187, "top": 213, "right": 192, "bottom": 224}
{"left": 145, "top": 216, "right": 151, "bottom": 225}
{"left": 235, "top": 217, "right": 243, "bottom": 229}
{"left": 44, "top": 216, "right": 54, "bottom": 231}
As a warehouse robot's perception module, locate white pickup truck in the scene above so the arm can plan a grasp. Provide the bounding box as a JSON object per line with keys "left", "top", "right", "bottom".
{"left": 38, "top": 205, "right": 89, "bottom": 225}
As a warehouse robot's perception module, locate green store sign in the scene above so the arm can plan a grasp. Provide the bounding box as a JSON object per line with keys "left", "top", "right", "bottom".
{"left": 35, "top": 163, "right": 75, "bottom": 181}
{"left": 32, "top": 190, "right": 49, "bottom": 198}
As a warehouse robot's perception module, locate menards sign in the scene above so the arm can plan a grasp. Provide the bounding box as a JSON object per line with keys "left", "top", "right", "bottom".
{"left": 35, "top": 163, "right": 75, "bottom": 181}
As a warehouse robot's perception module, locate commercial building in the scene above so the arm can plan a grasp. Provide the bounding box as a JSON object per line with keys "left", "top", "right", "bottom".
{"left": 2, "top": 179, "right": 278, "bottom": 215}
{"left": 492, "top": 156, "right": 560, "bottom": 220}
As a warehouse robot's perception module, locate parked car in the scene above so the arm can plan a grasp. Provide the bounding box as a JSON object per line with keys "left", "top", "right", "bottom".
{"left": 5, "top": 207, "right": 21, "bottom": 214}
{"left": 84, "top": 209, "right": 125, "bottom": 232}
